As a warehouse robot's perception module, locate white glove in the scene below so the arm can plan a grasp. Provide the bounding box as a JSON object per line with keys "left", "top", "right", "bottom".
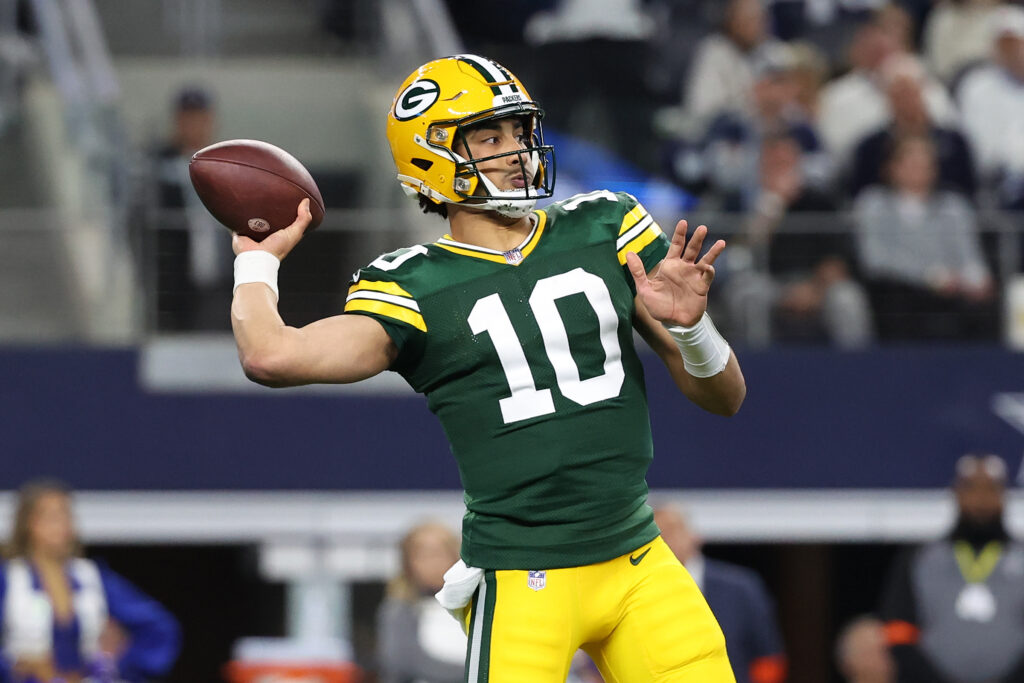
{"left": 435, "top": 560, "right": 484, "bottom": 628}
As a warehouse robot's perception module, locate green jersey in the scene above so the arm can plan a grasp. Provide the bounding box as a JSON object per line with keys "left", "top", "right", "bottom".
{"left": 345, "top": 191, "right": 671, "bottom": 569}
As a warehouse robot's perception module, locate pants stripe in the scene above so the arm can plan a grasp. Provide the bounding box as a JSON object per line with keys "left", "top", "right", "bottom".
{"left": 465, "top": 570, "right": 497, "bottom": 682}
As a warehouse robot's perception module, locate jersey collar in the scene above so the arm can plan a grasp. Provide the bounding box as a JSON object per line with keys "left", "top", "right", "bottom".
{"left": 434, "top": 210, "right": 547, "bottom": 265}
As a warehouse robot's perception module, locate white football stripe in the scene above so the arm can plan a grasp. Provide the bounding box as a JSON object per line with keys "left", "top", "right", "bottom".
{"left": 466, "top": 578, "right": 487, "bottom": 682}
{"left": 458, "top": 53, "right": 515, "bottom": 97}
{"left": 616, "top": 214, "right": 654, "bottom": 250}
{"left": 346, "top": 291, "right": 420, "bottom": 312}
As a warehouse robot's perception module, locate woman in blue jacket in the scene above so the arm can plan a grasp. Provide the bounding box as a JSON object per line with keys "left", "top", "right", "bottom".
{"left": 0, "top": 480, "right": 180, "bottom": 683}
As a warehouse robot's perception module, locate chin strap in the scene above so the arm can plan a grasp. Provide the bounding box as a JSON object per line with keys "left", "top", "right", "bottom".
{"left": 404, "top": 135, "right": 544, "bottom": 218}
{"left": 458, "top": 148, "right": 541, "bottom": 218}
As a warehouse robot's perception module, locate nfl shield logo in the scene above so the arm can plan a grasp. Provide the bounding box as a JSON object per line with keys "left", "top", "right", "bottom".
{"left": 503, "top": 248, "right": 524, "bottom": 265}
{"left": 527, "top": 570, "right": 546, "bottom": 591}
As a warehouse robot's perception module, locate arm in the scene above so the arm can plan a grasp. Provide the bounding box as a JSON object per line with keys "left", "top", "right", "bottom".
{"left": 942, "top": 194, "right": 991, "bottom": 290}
{"left": 231, "top": 200, "right": 397, "bottom": 387}
{"left": 98, "top": 567, "right": 181, "bottom": 681}
{"left": 627, "top": 221, "right": 745, "bottom": 416}
{"left": 634, "top": 298, "right": 743, "bottom": 416}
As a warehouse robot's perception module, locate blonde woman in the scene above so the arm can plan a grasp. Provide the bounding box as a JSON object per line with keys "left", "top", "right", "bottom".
{"left": 377, "top": 522, "right": 465, "bottom": 683}
{"left": 0, "top": 481, "right": 179, "bottom": 683}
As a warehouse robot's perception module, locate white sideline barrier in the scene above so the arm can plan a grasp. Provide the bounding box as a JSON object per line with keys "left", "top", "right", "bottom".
{"left": 0, "top": 489, "right": 1020, "bottom": 540}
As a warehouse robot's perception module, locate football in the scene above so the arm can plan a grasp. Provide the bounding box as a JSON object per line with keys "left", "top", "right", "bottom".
{"left": 188, "top": 139, "right": 325, "bottom": 241}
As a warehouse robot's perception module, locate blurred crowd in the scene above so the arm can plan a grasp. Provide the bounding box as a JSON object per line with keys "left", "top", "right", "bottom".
{"left": 125, "top": 0, "right": 1024, "bottom": 347}
{"left": 453, "top": 0, "right": 1024, "bottom": 347}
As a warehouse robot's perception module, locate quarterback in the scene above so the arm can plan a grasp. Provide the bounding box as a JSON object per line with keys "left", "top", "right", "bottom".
{"left": 230, "top": 55, "right": 745, "bottom": 682}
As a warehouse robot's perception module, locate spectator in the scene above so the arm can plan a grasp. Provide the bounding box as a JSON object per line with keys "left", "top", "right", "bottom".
{"left": 702, "top": 42, "right": 832, "bottom": 209}
{"left": 879, "top": 454, "right": 1024, "bottom": 683}
{"left": 654, "top": 505, "right": 787, "bottom": 683}
{"left": 957, "top": 5, "right": 1024, "bottom": 210}
{"left": 524, "top": 0, "right": 656, "bottom": 168}
{"left": 377, "top": 521, "right": 465, "bottom": 683}
{"left": 147, "top": 85, "right": 231, "bottom": 331}
{"left": 723, "top": 132, "right": 872, "bottom": 347}
{"left": 684, "top": 0, "right": 775, "bottom": 131}
{"left": 853, "top": 135, "right": 997, "bottom": 341}
{"left": 923, "top": 0, "right": 1005, "bottom": 85}
{"left": 0, "top": 480, "right": 180, "bottom": 683}
{"left": 788, "top": 41, "right": 830, "bottom": 122}
{"left": 818, "top": 8, "right": 957, "bottom": 165}
{"left": 849, "top": 54, "right": 977, "bottom": 198}
{"left": 835, "top": 616, "right": 896, "bottom": 683}
{"left": 874, "top": 2, "right": 916, "bottom": 53}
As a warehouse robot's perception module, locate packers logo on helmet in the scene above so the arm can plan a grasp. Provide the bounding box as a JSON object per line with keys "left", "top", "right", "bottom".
{"left": 394, "top": 79, "right": 440, "bottom": 121}
{"left": 386, "top": 54, "right": 556, "bottom": 219}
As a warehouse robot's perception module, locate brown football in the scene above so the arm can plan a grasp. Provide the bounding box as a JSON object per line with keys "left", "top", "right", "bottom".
{"left": 189, "top": 139, "right": 325, "bottom": 241}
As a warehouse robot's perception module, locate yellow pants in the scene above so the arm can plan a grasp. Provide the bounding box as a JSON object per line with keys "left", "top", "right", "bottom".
{"left": 462, "top": 536, "right": 734, "bottom": 682}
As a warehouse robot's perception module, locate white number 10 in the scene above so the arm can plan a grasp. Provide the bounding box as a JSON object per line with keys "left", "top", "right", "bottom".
{"left": 468, "top": 268, "right": 625, "bottom": 424}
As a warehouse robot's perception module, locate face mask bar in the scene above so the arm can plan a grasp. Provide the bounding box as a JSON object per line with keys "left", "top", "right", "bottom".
{"left": 432, "top": 107, "right": 557, "bottom": 204}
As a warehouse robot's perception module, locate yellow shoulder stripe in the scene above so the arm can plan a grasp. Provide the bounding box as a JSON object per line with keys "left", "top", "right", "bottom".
{"left": 617, "top": 228, "right": 662, "bottom": 265}
{"left": 349, "top": 279, "right": 414, "bottom": 299}
{"left": 618, "top": 205, "right": 649, "bottom": 236}
{"left": 345, "top": 299, "right": 427, "bottom": 332}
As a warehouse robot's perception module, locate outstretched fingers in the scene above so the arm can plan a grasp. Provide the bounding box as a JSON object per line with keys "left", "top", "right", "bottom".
{"left": 682, "top": 225, "right": 709, "bottom": 263}
{"left": 665, "top": 220, "right": 689, "bottom": 261}
{"left": 699, "top": 238, "right": 727, "bottom": 266}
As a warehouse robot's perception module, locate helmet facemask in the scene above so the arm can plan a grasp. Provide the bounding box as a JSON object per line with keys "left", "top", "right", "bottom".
{"left": 431, "top": 107, "right": 556, "bottom": 219}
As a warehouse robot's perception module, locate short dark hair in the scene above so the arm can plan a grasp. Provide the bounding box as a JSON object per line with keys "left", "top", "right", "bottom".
{"left": 418, "top": 194, "right": 448, "bottom": 219}
{"left": 175, "top": 86, "right": 212, "bottom": 112}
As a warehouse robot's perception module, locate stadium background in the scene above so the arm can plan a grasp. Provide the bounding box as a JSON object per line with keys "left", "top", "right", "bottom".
{"left": 0, "top": 0, "right": 1021, "bottom": 681}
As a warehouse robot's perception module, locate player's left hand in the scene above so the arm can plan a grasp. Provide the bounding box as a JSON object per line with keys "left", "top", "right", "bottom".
{"left": 625, "top": 220, "right": 725, "bottom": 327}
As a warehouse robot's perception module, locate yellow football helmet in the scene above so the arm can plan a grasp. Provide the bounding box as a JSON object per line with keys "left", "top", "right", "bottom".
{"left": 386, "top": 54, "right": 555, "bottom": 219}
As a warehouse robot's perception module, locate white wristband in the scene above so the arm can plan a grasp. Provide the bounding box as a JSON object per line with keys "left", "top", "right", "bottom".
{"left": 233, "top": 251, "right": 280, "bottom": 301}
{"left": 663, "top": 312, "right": 731, "bottom": 378}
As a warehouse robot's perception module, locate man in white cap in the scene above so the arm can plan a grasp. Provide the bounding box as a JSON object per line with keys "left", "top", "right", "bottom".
{"left": 958, "top": 5, "right": 1024, "bottom": 211}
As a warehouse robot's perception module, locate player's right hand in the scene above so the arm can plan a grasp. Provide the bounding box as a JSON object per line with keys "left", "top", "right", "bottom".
{"left": 232, "top": 198, "right": 313, "bottom": 261}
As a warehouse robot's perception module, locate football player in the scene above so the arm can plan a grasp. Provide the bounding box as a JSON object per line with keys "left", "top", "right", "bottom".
{"left": 230, "top": 54, "right": 745, "bottom": 682}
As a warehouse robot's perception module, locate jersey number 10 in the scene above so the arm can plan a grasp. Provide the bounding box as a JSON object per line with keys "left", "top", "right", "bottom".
{"left": 468, "top": 268, "right": 625, "bottom": 424}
